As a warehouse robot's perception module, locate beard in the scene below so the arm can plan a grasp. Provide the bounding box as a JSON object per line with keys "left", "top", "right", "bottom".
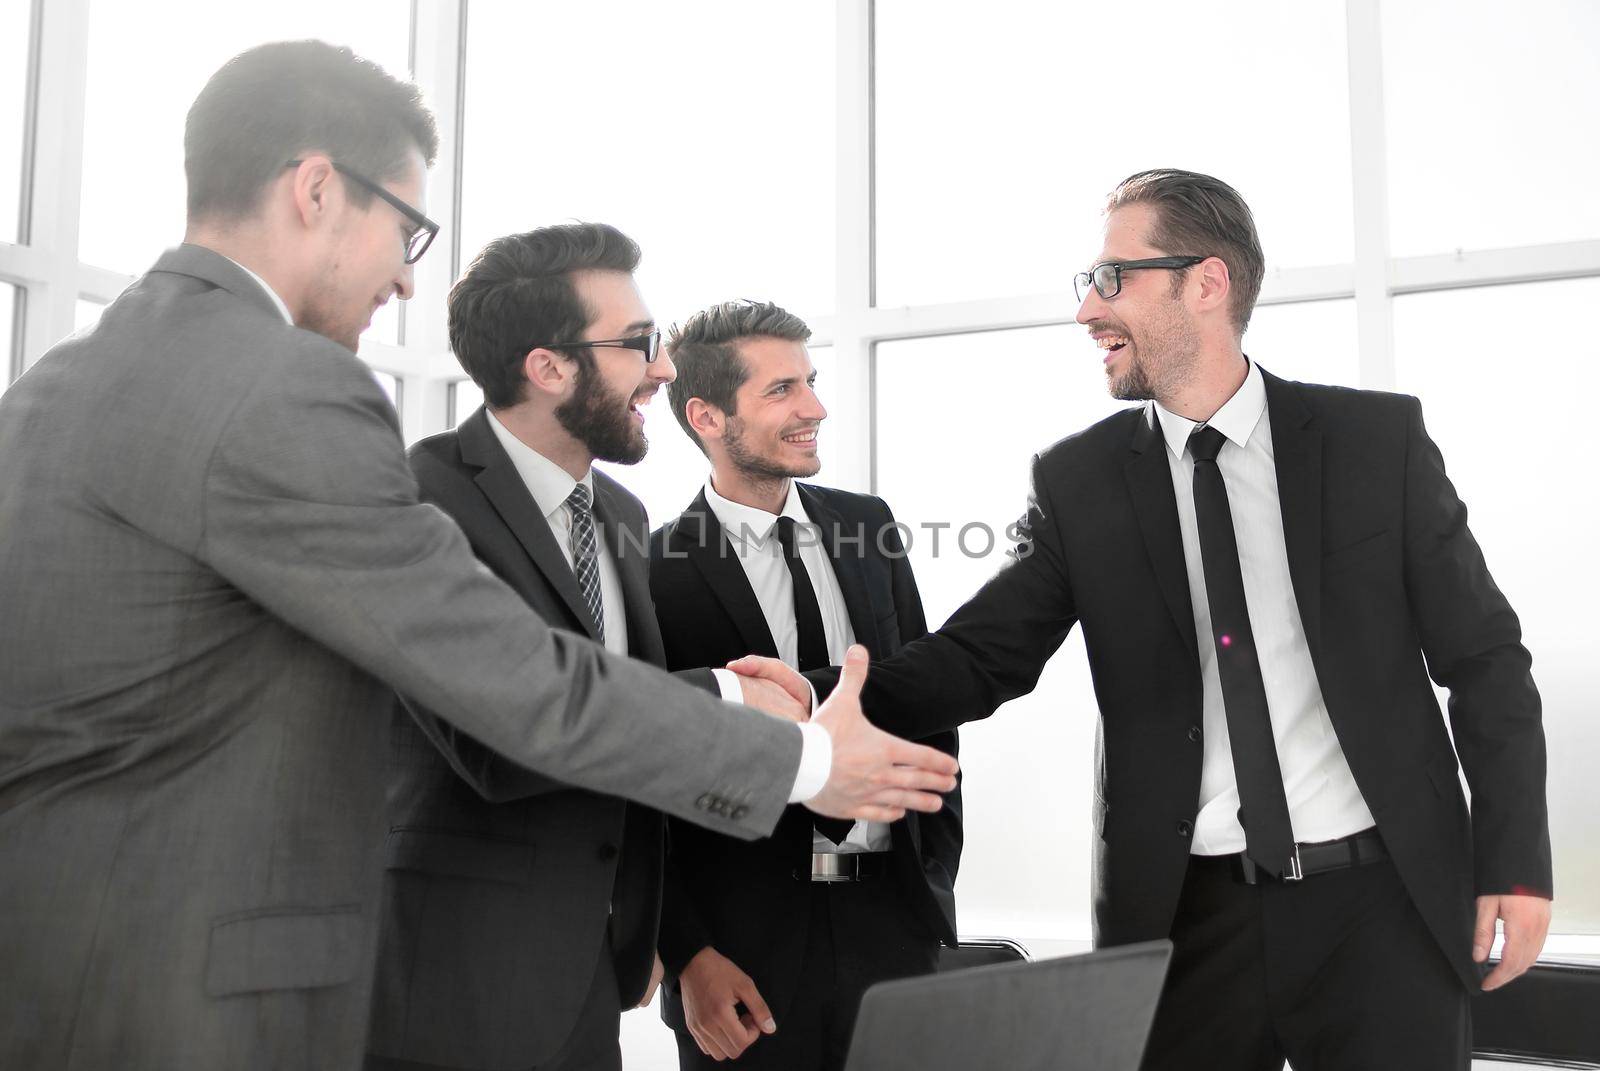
{"left": 555, "top": 360, "right": 648, "bottom": 465}
{"left": 1104, "top": 306, "right": 1201, "bottom": 403}
{"left": 724, "top": 417, "right": 822, "bottom": 483}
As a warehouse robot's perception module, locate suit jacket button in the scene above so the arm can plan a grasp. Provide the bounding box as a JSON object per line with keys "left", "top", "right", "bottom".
{"left": 1187, "top": 725, "right": 1202, "bottom": 743}
{"left": 1177, "top": 819, "right": 1194, "bottom": 837}
{"left": 596, "top": 843, "right": 618, "bottom": 861}
{"left": 731, "top": 805, "right": 748, "bottom": 820}
{"left": 696, "top": 793, "right": 715, "bottom": 810}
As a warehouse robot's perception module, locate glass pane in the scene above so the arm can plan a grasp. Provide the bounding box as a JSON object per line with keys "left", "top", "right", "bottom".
{"left": 875, "top": 0, "right": 1354, "bottom": 308}
{"left": 1393, "top": 278, "right": 1600, "bottom": 933}
{"left": 79, "top": 2, "right": 410, "bottom": 278}
{"left": 0, "top": 0, "right": 28, "bottom": 245}
{"left": 600, "top": 345, "right": 837, "bottom": 532}
{"left": 1244, "top": 298, "right": 1360, "bottom": 388}
{"left": 876, "top": 326, "right": 1136, "bottom": 938}
{"left": 75, "top": 299, "right": 107, "bottom": 333}
{"left": 371, "top": 369, "right": 400, "bottom": 407}
{"left": 449, "top": 378, "right": 483, "bottom": 427}
{"left": 1383, "top": 0, "right": 1600, "bottom": 257}
{"left": 461, "top": 2, "right": 836, "bottom": 330}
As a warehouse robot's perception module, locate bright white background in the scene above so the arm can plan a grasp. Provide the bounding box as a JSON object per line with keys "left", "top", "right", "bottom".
{"left": 3, "top": 2, "right": 1597, "bottom": 1068}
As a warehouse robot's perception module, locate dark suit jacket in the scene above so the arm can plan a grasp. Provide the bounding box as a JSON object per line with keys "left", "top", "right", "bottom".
{"left": 0, "top": 247, "right": 803, "bottom": 1071}
{"left": 807, "top": 369, "right": 1549, "bottom": 992}
{"left": 367, "top": 408, "right": 719, "bottom": 1070}
{"left": 649, "top": 484, "right": 963, "bottom": 1030}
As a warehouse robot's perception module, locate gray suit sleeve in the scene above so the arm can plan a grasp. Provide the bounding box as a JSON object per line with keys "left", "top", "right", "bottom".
{"left": 194, "top": 340, "right": 796, "bottom": 838}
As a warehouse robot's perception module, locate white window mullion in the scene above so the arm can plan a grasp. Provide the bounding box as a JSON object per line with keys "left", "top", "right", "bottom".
{"left": 832, "top": 0, "right": 874, "bottom": 494}
{"left": 1345, "top": 0, "right": 1396, "bottom": 392}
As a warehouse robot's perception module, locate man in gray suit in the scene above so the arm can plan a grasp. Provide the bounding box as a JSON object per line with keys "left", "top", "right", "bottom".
{"left": 0, "top": 41, "right": 956, "bottom": 1071}
{"left": 365, "top": 223, "right": 770, "bottom": 1071}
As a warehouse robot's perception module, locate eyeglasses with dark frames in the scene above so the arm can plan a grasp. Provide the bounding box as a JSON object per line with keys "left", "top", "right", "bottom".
{"left": 1073, "top": 256, "right": 1207, "bottom": 303}
{"left": 534, "top": 329, "right": 663, "bottom": 364}
{"left": 284, "top": 159, "right": 440, "bottom": 264}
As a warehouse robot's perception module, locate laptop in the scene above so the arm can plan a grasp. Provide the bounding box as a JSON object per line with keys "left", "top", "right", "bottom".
{"left": 843, "top": 939, "right": 1173, "bottom": 1071}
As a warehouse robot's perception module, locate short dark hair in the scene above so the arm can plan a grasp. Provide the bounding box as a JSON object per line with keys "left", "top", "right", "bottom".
{"left": 666, "top": 300, "right": 812, "bottom": 455}
{"left": 448, "top": 223, "right": 642, "bottom": 410}
{"left": 185, "top": 40, "right": 439, "bottom": 222}
{"left": 1106, "top": 169, "right": 1265, "bottom": 334}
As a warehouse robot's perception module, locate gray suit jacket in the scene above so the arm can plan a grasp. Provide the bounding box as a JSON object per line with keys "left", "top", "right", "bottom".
{"left": 0, "top": 245, "right": 798, "bottom": 1071}
{"left": 367, "top": 410, "right": 717, "bottom": 1069}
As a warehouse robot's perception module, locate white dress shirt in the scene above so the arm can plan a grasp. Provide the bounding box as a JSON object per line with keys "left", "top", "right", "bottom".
{"left": 703, "top": 477, "right": 889, "bottom": 853}
{"left": 485, "top": 411, "right": 629, "bottom": 657}
{"left": 1151, "top": 359, "right": 1376, "bottom": 854}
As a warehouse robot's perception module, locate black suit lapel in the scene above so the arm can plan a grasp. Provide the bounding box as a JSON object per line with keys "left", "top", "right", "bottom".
{"left": 676, "top": 490, "right": 780, "bottom": 658}
{"left": 1262, "top": 369, "right": 1325, "bottom": 670}
{"left": 593, "top": 475, "right": 661, "bottom": 663}
{"left": 1124, "top": 408, "right": 1200, "bottom": 661}
{"left": 799, "top": 485, "right": 880, "bottom": 654}
{"left": 458, "top": 409, "right": 603, "bottom": 642}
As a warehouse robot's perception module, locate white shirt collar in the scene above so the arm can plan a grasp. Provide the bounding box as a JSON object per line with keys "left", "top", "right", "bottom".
{"left": 221, "top": 255, "right": 295, "bottom": 326}
{"left": 1150, "top": 357, "right": 1267, "bottom": 459}
{"left": 703, "top": 476, "right": 808, "bottom": 550}
{"left": 485, "top": 409, "right": 594, "bottom": 519}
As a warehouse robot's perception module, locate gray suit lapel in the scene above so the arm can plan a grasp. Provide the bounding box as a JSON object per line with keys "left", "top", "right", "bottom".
{"left": 458, "top": 409, "right": 602, "bottom": 642}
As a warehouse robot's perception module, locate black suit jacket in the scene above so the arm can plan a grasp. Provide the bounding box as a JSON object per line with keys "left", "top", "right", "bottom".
{"left": 649, "top": 484, "right": 963, "bottom": 1030}
{"left": 367, "top": 408, "right": 717, "bottom": 1070}
{"left": 807, "top": 369, "right": 1549, "bottom": 991}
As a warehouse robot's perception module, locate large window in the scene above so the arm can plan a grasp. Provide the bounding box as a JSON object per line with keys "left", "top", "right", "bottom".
{"left": 460, "top": 2, "right": 837, "bottom": 331}
{"left": 874, "top": 0, "right": 1354, "bottom": 309}
{"left": 1382, "top": 0, "right": 1600, "bottom": 257}
{"left": 0, "top": 0, "right": 29, "bottom": 245}
{"left": 1393, "top": 277, "right": 1600, "bottom": 933}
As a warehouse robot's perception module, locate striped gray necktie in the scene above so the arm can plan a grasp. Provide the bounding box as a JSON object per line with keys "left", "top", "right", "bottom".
{"left": 565, "top": 483, "right": 605, "bottom": 643}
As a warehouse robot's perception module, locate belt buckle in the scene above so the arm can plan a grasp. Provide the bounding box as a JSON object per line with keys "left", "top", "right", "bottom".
{"left": 1284, "top": 844, "right": 1305, "bottom": 882}
{"left": 810, "top": 854, "right": 856, "bottom": 883}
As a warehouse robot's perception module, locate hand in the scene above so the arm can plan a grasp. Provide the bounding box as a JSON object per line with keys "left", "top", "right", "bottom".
{"left": 679, "top": 946, "right": 776, "bottom": 1062}
{"left": 1475, "top": 893, "right": 1551, "bottom": 991}
{"left": 635, "top": 952, "right": 665, "bottom": 1009}
{"left": 804, "top": 645, "right": 959, "bottom": 823}
{"left": 727, "top": 654, "right": 813, "bottom": 714}
{"left": 737, "top": 674, "right": 808, "bottom": 724}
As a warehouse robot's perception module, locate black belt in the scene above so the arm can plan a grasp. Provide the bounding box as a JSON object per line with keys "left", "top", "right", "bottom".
{"left": 1199, "top": 827, "right": 1388, "bottom": 885}
{"left": 793, "top": 851, "right": 892, "bottom": 883}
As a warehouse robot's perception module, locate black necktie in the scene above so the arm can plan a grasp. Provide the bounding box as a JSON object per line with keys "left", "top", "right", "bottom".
{"left": 1188, "top": 425, "right": 1296, "bottom": 877}
{"left": 776, "top": 516, "right": 853, "bottom": 844}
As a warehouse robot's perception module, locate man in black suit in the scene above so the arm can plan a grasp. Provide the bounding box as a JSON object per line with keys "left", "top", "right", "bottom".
{"left": 734, "top": 171, "right": 1551, "bottom": 1069}
{"left": 366, "top": 226, "right": 815, "bottom": 1071}
{"left": 650, "top": 300, "right": 962, "bottom": 1070}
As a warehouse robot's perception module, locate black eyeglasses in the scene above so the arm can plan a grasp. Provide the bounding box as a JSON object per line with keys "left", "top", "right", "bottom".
{"left": 284, "top": 159, "right": 440, "bottom": 264}
{"left": 534, "top": 329, "right": 663, "bottom": 363}
{"left": 1073, "top": 256, "right": 1206, "bottom": 302}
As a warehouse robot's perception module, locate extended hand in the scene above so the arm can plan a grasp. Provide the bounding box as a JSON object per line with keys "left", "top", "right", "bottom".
{"left": 680, "top": 946, "right": 776, "bottom": 1061}
{"left": 727, "top": 654, "right": 813, "bottom": 713}
{"left": 736, "top": 674, "right": 809, "bottom": 723}
{"left": 1475, "top": 893, "right": 1551, "bottom": 991}
{"left": 635, "top": 952, "right": 665, "bottom": 1009}
{"left": 804, "top": 645, "right": 959, "bottom": 822}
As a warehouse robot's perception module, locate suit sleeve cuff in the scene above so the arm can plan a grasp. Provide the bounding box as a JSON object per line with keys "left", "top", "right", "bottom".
{"left": 788, "top": 721, "right": 832, "bottom": 803}
{"left": 711, "top": 668, "right": 743, "bottom": 703}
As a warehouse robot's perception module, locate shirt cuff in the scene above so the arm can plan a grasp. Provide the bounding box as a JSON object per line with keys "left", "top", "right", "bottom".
{"left": 711, "top": 668, "right": 743, "bottom": 703}
{"left": 787, "top": 721, "right": 833, "bottom": 803}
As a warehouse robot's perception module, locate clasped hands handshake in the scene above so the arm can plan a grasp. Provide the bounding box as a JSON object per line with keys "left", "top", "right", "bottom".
{"left": 730, "top": 644, "right": 958, "bottom": 826}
